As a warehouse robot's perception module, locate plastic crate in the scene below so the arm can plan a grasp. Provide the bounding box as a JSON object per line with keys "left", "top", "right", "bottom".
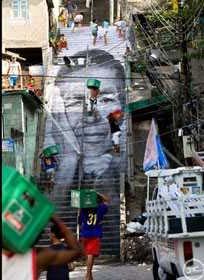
{"left": 71, "top": 189, "right": 97, "bottom": 208}
{"left": 42, "top": 144, "right": 60, "bottom": 157}
{"left": 87, "top": 79, "right": 101, "bottom": 89}
{"left": 2, "top": 165, "right": 55, "bottom": 253}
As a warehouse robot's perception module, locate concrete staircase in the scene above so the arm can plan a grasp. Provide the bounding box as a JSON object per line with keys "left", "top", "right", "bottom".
{"left": 69, "top": 0, "right": 90, "bottom": 24}
{"left": 63, "top": 0, "right": 111, "bottom": 25}
{"left": 38, "top": 175, "right": 121, "bottom": 255}
{"left": 56, "top": 25, "right": 127, "bottom": 64}
{"left": 37, "top": 24, "right": 128, "bottom": 257}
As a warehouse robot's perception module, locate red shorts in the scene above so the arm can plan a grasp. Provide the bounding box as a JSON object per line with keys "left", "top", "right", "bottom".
{"left": 81, "top": 237, "right": 101, "bottom": 257}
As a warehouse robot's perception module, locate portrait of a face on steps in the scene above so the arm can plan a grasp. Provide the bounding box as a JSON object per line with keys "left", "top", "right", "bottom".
{"left": 44, "top": 49, "right": 126, "bottom": 187}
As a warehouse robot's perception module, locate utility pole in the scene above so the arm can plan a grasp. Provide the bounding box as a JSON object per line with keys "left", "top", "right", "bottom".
{"left": 177, "top": 0, "right": 195, "bottom": 164}
{"left": 77, "top": 46, "right": 89, "bottom": 239}
{"left": 91, "top": 0, "right": 93, "bottom": 23}
{"left": 109, "top": 0, "right": 114, "bottom": 25}
{"left": 179, "top": 0, "right": 193, "bottom": 125}
{"left": 125, "top": 55, "right": 135, "bottom": 196}
{"left": 117, "top": 0, "right": 121, "bottom": 19}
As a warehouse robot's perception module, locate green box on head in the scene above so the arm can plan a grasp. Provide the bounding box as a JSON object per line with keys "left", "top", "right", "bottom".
{"left": 42, "top": 144, "right": 60, "bottom": 157}
{"left": 2, "top": 165, "right": 55, "bottom": 253}
{"left": 87, "top": 79, "right": 101, "bottom": 89}
{"left": 71, "top": 189, "right": 98, "bottom": 208}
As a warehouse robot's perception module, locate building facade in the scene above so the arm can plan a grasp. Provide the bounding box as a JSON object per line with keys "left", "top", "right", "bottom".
{"left": 2, "top": 0, "right": 59, "bottom": 67}
{"left": 2, "top": 90, "right": 43, "bottom": 178}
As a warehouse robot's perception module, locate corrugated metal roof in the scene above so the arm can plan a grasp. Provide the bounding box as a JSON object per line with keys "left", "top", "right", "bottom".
{"left": 2, "top": 89, "right": 43, "bottom": 108}
{"left": 126, "top": 95, "right": 168, "bottom": 113}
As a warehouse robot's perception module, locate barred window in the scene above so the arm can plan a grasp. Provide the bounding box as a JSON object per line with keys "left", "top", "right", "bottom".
{"left": 12, "top": 0, "right": 29, "bottom": 19}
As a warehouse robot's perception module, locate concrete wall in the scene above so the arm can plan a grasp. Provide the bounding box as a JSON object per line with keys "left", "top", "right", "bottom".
{"left": 2, "top": 95, "right": 23, "bottom": 136}
{"left": 2, "top": 94, "right": 24, "bottom": 173}
{"left": 2, "top": 0, "right": 49, "bottom": 50}
{"left": 52, "top": 0, "right": 60, "bottom": 23}
{"left": 23, "top": 99, "right": 39, "bottom": 177}
{"left": 2, "top": 93, "right": 39, "bottom": 178}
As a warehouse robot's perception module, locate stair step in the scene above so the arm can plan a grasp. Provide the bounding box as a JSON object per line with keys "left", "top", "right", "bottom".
{"left": 39, "top": 23, "right": 127, "bottom": 256}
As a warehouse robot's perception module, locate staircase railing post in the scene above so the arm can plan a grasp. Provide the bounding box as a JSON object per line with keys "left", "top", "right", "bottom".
{"left": 91, "top": 0, "right": 93, "bottom": 23}
{"left": 77, "top": 45, "right": 89, "bottom": 239}
{"left": 109, "top": 0, "right": 114, "bottom": 25}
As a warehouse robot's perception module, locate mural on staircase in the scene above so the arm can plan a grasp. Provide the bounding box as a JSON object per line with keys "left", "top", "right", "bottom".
{"left": 44, "top": 49, "right": 126, "bottom": 184}
{"left": 42, "top": 26, "right": 128, "bottom": 255}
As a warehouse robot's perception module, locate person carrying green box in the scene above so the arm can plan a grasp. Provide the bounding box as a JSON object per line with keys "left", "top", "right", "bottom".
{"left": 86, "top": 79, "right": 101, "bottom": 117}
{"left": 79, "top": 193, "right": 110, "bottom": 280}
{"left": 2, "top": 167, "right": 82, "bottom": 279}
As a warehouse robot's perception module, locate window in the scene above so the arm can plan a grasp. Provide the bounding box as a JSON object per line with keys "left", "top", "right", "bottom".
{"left": 12, "top": 0, "right": 29, "bottom": 19}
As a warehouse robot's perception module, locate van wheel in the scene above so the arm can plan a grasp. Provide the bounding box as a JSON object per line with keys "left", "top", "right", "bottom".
{"left": 153, "top": 260, "right": 160, "bottom": 280}
{"left": 167, "top": 264, "right": 179, "bottom": 280}
{"left": 166, "top": 273, "right": 176, "bottom": 280}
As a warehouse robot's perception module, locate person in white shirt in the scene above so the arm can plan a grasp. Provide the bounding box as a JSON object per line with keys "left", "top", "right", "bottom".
{"left": 158, "top": 176, "right": 181, "bottom": 216}
{"left": 2, "top": 216, "right": 82, "bottom": 280}
{"left": 87, "top": 85, "right": 100, "bottom": 118}
{"left": 91, "top": 19, "right": 99, "bottom": 46}
{"left": 114, "top": 18, "right": 127, "bottom": 40}
{"left": 101, "top": 19, "right": 110, "bottom": 45}
{"left": 71, "top": 12, "right": 84, "bottom": 32}
{"left": 7, "top": 57, "right": 22, "bottom": 89}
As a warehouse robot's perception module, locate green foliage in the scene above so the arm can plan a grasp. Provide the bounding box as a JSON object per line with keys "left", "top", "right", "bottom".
{"left": 182, "top": 0, "right": 203, "bottom": 19}
{"left": 131, "top": 60, "right": 147, "bottom": 74}
{"left": 146, "top": 9, "right": 177, "bottom": 28}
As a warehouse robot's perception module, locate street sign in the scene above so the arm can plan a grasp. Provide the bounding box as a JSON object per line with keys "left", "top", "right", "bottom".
{"left": 2, "top": 139, "right": 14, "bottom": 152}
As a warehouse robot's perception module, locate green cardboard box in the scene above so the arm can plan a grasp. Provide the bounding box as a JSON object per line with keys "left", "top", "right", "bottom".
{"left": 2, "top": 165, "right": 55, "bottom": 253}
{"left": 71, "top": 189, "right": 97, "bottom": 208}
{"left": 42, "top": 144, "right": 60, "bottom": 157}
{"left": 87, "top": 79, "right": 101, "bottom": 89}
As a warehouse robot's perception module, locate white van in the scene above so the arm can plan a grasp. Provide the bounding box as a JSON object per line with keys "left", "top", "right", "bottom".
{"left": 145, "top": 167, "right": 204, "bottom": 280}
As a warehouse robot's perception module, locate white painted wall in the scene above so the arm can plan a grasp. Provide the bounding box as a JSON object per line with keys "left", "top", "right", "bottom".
{"left": 2, "top": 0, "right": 49, "bottom": 49}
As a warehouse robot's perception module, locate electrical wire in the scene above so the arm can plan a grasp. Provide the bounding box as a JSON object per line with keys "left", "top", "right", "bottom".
{"left": 148, "top": 2, "right": 176, "bottom": 35}
{"left": 4, "top": 17, "right": 202, "bottom": 155}
{"left": 138, "top": 13, "right": 176, "bottom": 67}
{"left": 185, "top": 2, "right": 204, "bottom": 36}
{"left": 2, "top": 73, "right": 183, "bottom": 81}
{"left": 134, "top": 14, "right": 173, "bottom": 66}
{"left": 184, "top": 0, "right": 204, "bottom": 32}
{"left": 3, "top": 104, "right": 172, "bottom": 139}
{"left": 134, "top": 16, "right": 178, "bottom": 103}
{"left": 6, "top": 120, "right": 201, "bottom": 155}
{"left": 150, "top": 0, "right": 177, "bottom": 23}
{"left": 9, "top": 100, "right": 202, "bottom": 143}
{"left": 134, "top": 16, "right": 181, "bottom": 103}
